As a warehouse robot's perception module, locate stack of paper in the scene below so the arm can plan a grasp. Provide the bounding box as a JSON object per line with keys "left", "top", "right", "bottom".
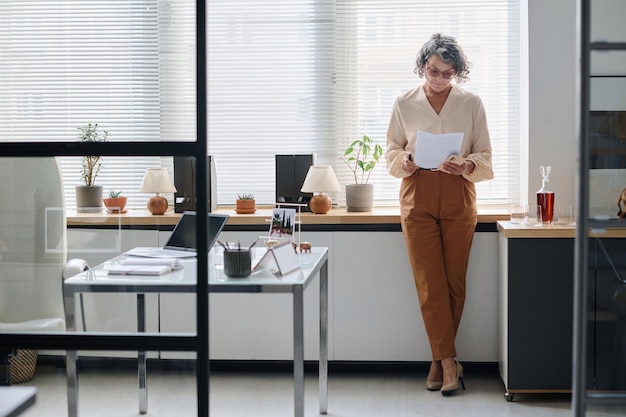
{"left": 108, "top": 257, "right": 183, "bottom": 276}
{"left": 414, "top": 131, "right": 464, "bottom": 169}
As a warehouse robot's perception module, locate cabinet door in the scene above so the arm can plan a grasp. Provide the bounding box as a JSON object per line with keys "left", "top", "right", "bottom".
{"left": 333, "top": 231, "right": 499, "bottom": 361}
{"left": 591, "top": 237, "right": 626, "bottom": 390}
{"left": 507, "top": 238, "right": 574, "bottom": 390}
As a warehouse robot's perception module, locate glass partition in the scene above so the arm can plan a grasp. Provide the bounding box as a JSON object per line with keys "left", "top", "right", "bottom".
{"left": 0, "top": 154, "right": 207, "bottom": 415}
{"left": 588, "top": 49, "right": 626, "bottom": 220}
{"left": 574, "top": 1, "right": 626, "bottom": 414}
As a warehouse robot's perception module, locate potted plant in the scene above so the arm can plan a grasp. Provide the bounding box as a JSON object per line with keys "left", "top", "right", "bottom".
{"left": 340, "top": 134, "right": 383, "bottom": 212}
{"left": 103, "top": 190, "right": 127, "bottom": 213}
{"left": 235, "top": 193, "right": 256, "bottom": 214}
{"left": 76, "top": 123, "right": 109, "bottom": 213}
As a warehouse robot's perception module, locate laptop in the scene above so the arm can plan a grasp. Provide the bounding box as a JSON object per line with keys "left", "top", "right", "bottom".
{"left": 126, "top": 211, "right": 229, "bottom": 258}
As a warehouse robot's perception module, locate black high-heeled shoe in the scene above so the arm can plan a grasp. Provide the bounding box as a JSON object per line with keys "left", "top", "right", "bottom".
{"left": 441, "top": 361, "right": 465, "bottom": 395}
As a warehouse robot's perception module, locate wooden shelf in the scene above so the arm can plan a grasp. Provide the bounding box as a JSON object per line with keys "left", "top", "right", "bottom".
{"left": 67, "top": 206, "right": 510, "bottom": 227}
{"left": 497, "top": 220, "right": 626, "bottom": 238}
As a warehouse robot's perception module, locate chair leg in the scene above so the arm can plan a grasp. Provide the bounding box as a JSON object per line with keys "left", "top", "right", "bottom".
{"left": 0, "top": 350, "right": 12, "bottom": 386}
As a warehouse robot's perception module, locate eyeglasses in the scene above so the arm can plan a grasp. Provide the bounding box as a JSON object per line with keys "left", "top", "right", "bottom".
{"left": 426, "top": 65, "right": 456, "bottom": 80}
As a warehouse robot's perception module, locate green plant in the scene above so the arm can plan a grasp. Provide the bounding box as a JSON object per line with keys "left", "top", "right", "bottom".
{"left": 77, "top": 123, "right": 109, "bottom": 186}
{"left": 108, "top": 190, "right": 122, "bottom": 198}
{"left": 340, "top": 135, "right": 383, "bottom": 184}
{"left": 237, "top": 193, "right": 255, "bottom": 200}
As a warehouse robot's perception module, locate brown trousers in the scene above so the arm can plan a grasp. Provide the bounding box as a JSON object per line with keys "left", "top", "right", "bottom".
{"left": 400, "top": 170, "right": 477, "bottom": 361}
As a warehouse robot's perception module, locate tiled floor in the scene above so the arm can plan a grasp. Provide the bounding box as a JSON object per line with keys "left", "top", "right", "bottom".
{"left": 16, "top": 359, "right": 626, "bottom": 417}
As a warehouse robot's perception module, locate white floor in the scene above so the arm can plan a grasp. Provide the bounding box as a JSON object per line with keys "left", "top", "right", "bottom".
{"left": 15, "top": 360, "right": 626, "bottom": 417}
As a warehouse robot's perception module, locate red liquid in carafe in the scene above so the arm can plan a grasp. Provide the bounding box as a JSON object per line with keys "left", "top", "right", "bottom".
{"left": 537, "top": 192, "right": 554, "bottom": 224}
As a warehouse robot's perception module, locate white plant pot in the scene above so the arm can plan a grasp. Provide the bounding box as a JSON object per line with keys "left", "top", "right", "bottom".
{"left": 345, "top": 183, "right": 374, "bottom": 212}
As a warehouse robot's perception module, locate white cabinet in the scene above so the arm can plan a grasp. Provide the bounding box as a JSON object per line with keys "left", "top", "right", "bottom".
{"left": 332, "top": 232, "right": 498, "bottom": 362}
{"left": 333, "top": 232, "right": 421, "bottom": 360}
{"left": 67, "top": 227, "right": 499, "bottom": 362}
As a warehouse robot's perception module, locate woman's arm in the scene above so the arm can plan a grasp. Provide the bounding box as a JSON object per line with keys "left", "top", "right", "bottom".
{"left": 463, "top": 97, "right": 494, "bottom": 182}
{"left": 385, "top": 98, "right": 415, "bottom": 178}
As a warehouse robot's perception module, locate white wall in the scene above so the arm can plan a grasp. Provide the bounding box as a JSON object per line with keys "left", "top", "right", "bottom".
{"left": 527, "top": 0, "right": 626, "bottom": 210}
{"left": 527, "top": 0, "right": 578, "bottom": 208}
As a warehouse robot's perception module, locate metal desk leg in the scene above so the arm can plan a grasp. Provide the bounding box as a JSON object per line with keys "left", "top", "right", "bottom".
{"left": 293, "top": 285, "right": 304, "bottom": 417}
{"left": 65, "top": 290, "right": 79, "bottom": 417}
{"left": 67, "top": 350, "right": 79, "bottom": 417}
{"left": 319, "top": 261, "right": 328, "bottom": 414}
{"left": 0, "top": 350, "right": 11, "bottom": 386}
{"left": 137, "top": 294, "right": 148, "bottom": 414}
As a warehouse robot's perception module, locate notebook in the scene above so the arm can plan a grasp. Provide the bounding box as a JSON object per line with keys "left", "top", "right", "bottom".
{"left": 108, "top": 258, "right": 184, "bottom": 276}
{"left": 125, "top": 211, "right": 229, "bottom": 258}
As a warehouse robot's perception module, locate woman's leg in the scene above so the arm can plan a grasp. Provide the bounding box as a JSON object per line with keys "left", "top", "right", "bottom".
{"left": 400, "top": 171, "right": 457, "bottom": 361}
{"left": 439, "top": 176, "right": 477, "bottom": 335}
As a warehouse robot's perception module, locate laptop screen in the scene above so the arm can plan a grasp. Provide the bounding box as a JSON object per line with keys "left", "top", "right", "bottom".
{"left": 164, "top": 211, "right": 229, "bottom": 252}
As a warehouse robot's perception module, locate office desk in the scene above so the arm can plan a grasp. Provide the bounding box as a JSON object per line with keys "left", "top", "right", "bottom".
{"left": 64, "top": 247, "right": 329, "bottom": 417}
{"left": 0, "top": 387, "right": 37, "bottom": 417}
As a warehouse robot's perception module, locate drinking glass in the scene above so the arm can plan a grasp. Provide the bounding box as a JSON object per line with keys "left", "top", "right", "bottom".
{"left": 524, "top": 205, "right": 542, "bottom": 226}
{"left": 558, "top": 205, "right": 576, "bottom": 225}
{"left": 510, "top": 206, "right": 525, "bottom": 224}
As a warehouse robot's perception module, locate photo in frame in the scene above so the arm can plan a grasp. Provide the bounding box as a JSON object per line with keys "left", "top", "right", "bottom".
{"left": 269, "top": 208, "right": 296, "bottom": 238}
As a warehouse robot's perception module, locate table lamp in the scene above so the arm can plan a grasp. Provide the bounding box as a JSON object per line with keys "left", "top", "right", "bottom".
{"left": 139, "top": 168, "right": 177, "bottom": 215}
{"left": 300, "top": 165, "right": 341, "bottom": 214}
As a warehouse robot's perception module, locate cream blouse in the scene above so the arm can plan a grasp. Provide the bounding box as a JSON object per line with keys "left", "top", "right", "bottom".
{"left": 385, "top": 85, "right": 494, "bottom": 183}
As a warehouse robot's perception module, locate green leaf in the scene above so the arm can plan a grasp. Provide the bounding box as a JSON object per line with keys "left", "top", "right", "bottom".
{"left": 339, "top": 134, "right": 382, "bottom": 184}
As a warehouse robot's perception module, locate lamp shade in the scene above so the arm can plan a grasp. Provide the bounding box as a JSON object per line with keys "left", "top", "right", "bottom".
{"left": 300, "top": 165, "right": 340, "bottom": 193}
{"left": 139, "top": 168, "right": 177, "bottom": 215}
{"left": 139, "top": 168, "right": 177, "bottom": 194}
{"left": 300, "top": 165, "right": 340, "bottom": 214}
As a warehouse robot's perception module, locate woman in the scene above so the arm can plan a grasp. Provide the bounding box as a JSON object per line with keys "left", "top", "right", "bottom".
{"left": 385, "top": 33, "right": 493, "bottom": 395}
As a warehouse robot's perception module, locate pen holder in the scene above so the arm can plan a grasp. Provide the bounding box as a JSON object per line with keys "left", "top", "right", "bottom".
{"left": 223, "top": 249, "right": 252, "bottom": 278}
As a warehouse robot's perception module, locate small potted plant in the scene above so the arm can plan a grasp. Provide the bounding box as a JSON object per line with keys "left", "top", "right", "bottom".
{"left": 76, "top": 123, "right": 109, "bottom": 213}
{"left": 235, "top": 193, "right": 256, "bottom": 214}
{"left": 103, "top": 190, "right": 127, "bottom": 213}
{"left": 340, "top": 134, "right": 383, "bottom": 212}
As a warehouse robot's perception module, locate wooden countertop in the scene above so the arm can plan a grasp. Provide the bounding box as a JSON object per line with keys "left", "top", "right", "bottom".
{"left": 497, "top": 220, "right": 626, "bottom": 238}
{"left": 67, "top": 206, "right": 510, "bottom": 227}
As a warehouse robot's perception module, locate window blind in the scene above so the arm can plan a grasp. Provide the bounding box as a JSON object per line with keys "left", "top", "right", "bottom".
{"left": 0, "top": 0, "right": 195, "bottom": 208}
{"left": 207, "top": 0, "right": 336, "bottom": 205}
{"left": 1, "top": 0, "right": 520, "bottom": 208}
{"left": 208, "top": 0, "right": 521, "bottom": 206}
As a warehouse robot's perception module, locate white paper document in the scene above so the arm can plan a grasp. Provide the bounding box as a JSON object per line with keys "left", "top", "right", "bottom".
{"left": 413, "top": 131, "right": 464, "bottom": 169}
{"left": 108, "top": 257, "right": 183, "bottom": 276}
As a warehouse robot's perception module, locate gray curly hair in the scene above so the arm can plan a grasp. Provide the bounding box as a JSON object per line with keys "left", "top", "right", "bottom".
{"left": 414, "top": 33, "right": 471, "bottom": 83}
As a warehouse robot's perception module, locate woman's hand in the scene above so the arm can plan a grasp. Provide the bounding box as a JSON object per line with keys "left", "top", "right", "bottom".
{"left": 402, "top": 153, "right": 418, "bottom": 174}
{"left": 441, "top": 160, "right": 475, "bottom": 175}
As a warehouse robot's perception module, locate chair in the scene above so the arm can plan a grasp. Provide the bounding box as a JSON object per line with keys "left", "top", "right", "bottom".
{"left": 0, "top": 157, "right": 88, "bottom": 385}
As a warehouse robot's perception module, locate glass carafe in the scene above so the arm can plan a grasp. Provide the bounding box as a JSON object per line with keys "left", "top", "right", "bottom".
{"left": 537, "top": 165, "right": 554, "bottom": 224}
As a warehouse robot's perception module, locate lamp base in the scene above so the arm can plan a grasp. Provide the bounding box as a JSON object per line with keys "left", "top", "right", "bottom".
{"left": 309, "top": 194, "right": 332, "bottom": 214}
{"left": 147, "top": 195, "right": 168, "bottom": 215}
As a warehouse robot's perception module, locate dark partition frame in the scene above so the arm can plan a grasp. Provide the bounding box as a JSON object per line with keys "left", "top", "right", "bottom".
{"left": 0, "top": 1, "right": 210, "bottom": 416}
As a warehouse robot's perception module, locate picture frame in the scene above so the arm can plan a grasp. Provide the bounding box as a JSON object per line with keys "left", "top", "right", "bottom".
{"left": 269, "top": 208, "right": 296, "bottom": 238}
